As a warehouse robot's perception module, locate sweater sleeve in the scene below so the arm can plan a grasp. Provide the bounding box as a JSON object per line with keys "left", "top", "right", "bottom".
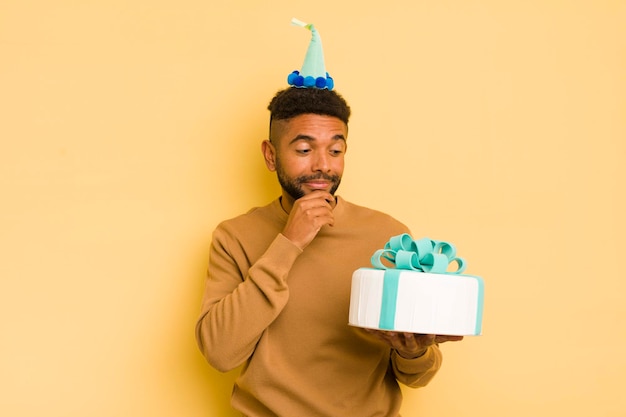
{"left": 195, "top": 228, "right": 302, "bottom": 372}
{"left": 391, "top": 344, "right": 443, "bottom": 388}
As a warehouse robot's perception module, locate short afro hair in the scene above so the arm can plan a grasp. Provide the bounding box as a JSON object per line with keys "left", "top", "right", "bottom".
{"left": 267, "top": 87, "right": 351, "bottom": 126}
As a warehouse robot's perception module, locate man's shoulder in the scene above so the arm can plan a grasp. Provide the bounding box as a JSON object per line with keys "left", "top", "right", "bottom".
{"left": 341, "top": 197, "right": 400, "bottom": 219}
{"left": 339, "top": 197, "right": 408, "bottom": 229}
{"left": 215, "top": 199, "right": 282, "bottom": 234}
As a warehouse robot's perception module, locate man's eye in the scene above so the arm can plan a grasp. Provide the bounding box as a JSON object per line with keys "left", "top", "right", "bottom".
{"left": 330, "top": 149, "right": 344, "bottom": 156}
{"left": 296, "top": 148, "right": 311, "bottom": 154}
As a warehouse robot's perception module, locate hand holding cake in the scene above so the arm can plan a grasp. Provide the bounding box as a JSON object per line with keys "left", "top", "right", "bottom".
{"left": 364, "top": 330, "right": 464, "bottom": 359}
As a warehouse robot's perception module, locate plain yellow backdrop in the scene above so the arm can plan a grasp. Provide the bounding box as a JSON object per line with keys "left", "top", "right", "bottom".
{"left": 1, "top": 1, "right": 624, "bottom": 416}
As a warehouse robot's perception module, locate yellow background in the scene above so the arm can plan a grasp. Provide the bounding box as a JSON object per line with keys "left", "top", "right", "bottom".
{"left": 1, "top": 1, "right": 625, "bottom": 416}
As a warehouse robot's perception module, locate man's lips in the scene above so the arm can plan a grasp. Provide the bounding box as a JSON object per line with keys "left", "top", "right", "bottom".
{"left": 304, "top": 180, "right": 331, "bottom": 189}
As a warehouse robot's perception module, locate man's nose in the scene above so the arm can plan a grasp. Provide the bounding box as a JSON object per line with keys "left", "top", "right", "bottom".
{"left": 312, "top": 152, "right": 330, "bottom": 172}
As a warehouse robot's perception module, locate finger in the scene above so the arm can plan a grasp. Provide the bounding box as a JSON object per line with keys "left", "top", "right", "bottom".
{"left": 414, "top": 334, "right": 436, "bottom": 345}
{"left": 299, "top": 191, "right": 336, "bottom": 208}
{"left": 402, "top": 332, "right": 417, "bottom": 348}
{"left": 300, "top": 204, "right": 336, "bottom": 228}
{"left": 293, "top": 199, "right": 334, "bottom": 216}
{"left": 299, "top": 189, "right": 334, "bottom": 201}
{"left": 434, "top": 335, "right": 464, "bottom": 343}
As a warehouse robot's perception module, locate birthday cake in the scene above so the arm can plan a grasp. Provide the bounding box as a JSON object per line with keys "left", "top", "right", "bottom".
{"left": 348, "top": 234, "right": 484, "bottom": 336}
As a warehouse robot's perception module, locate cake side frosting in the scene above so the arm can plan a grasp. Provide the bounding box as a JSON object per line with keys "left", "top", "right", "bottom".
{"left": 348, "top": 267, "right": 484, "bottom": 336}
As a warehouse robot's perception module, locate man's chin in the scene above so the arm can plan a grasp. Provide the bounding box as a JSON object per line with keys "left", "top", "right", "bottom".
{"left": 281, "top": 181, "right": 340, "bottom": 200}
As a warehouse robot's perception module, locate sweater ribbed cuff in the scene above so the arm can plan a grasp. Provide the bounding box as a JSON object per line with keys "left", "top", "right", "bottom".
{"left": 393, "top": 345, "right": 438, "bottom": 374}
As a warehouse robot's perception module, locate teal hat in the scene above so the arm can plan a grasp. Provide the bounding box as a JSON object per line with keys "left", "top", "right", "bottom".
{"left": 287, "top": 18, "right": 334, "bottom": 90}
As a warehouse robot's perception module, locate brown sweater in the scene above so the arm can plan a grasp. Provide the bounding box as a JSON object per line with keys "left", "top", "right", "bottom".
{"left": 196, "top": 197, "right": 442, "bottom": 417}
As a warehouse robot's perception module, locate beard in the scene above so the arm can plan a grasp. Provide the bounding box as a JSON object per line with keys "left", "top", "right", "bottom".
{"left": 275, "top": 156, "right": 342, "bottom": 201}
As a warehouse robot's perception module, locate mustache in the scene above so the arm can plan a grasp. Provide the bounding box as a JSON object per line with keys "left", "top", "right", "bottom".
{"left": 297, "top": 173, "right": 340, "bottom": 182}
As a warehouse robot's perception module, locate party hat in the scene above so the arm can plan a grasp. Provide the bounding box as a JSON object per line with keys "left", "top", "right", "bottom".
{"left": 287, "top": 18, "right": 334, "bottom": 90}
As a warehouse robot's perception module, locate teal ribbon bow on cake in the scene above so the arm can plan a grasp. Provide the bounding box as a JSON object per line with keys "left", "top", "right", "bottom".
{"left": 371, "top": 234, "right": 466, "bottom": 330}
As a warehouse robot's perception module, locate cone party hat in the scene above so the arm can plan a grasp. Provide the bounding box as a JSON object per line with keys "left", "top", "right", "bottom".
{"left": 287, "top": 18, "right": 334, "bottom": 90}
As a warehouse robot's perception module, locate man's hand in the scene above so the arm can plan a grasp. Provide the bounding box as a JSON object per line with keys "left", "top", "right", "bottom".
{"left": 364, "top": 329, "right": 464, "bottom": 359}
{"left": 282, "top": 190, "right": 336, "bottom": 250}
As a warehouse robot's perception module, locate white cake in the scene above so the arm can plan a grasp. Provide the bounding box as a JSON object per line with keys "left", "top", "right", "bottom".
{"left": 348, "top": 234, "right": 484, "bottom": 336}
{"left": 348, "top": 268, "right": 484, "bottom": 336}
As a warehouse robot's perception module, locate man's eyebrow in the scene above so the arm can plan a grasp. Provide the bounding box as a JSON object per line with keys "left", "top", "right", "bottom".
{"left": 289, "top": 134, "right": 347, "bottom": 145}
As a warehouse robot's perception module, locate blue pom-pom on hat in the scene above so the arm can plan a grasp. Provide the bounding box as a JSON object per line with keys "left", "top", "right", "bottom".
{"left": 287, "top": 18, "right": 334, "bottom": 90}
{"left": 287, "top": 71, "right": 300, "bottom": 85}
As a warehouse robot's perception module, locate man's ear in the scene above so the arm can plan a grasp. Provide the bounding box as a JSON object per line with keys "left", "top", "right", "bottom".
{"left": 261, "top": 140, "right": 277, "bottom": 172}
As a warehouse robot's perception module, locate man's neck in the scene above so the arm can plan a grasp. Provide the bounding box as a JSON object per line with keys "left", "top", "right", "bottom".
{"left": 279, "top": 195, "right": 294, "bottom": 214}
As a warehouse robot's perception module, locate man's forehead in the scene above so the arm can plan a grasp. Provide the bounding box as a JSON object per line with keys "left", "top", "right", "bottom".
{"left": 287, "top": 132, "right": 346, "bottom": 145}
{"left": 271, "top": 114, "right": 347, "bottom": 138}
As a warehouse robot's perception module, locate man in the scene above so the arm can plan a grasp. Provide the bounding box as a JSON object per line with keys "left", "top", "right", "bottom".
{"left": 195, "top": 87, "right": 462, "bottom": 416}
